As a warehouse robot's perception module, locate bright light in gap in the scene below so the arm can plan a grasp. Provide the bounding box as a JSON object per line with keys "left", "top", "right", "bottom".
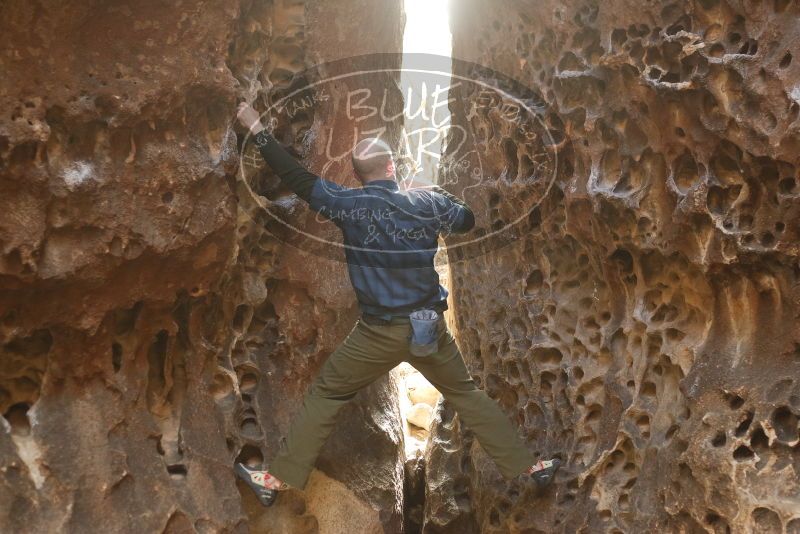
{"left": 399, "top": 1, "right": 453, "bottom": 445}
{"left": 401, "top": 0, "right": 452, "bottom": 187}
{"left": 403, "top": 0, "right": 452, "bottom": 56}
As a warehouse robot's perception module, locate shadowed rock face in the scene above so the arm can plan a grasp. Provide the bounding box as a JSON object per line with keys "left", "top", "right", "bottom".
{"left": 0, "top": 1, "right": 404, "bottom": 532}
{"left": 426, "top": 0, "right": 800, "bottom": 533}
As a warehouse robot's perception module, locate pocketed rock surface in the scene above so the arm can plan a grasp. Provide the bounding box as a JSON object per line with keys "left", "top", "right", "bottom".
{"left": 426, "top": 0, "right": 800, "bottom": 533}
{"left": 0, "top": 1, "right": 405, "bottom": 532}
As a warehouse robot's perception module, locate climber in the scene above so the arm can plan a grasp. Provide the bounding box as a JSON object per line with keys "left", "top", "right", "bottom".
{"left": 233, "top": 102, "right": 561, "bottom": 507}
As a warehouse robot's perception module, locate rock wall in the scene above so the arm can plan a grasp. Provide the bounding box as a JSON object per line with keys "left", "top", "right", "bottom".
{"left": 6, "top": 0, "right": 799, "bottom": 532}
{"left": 428, "top": 0, "right": 800, "bottom": 533}
{"left": 0, "top": 1, "right": 404, "bottom": 533}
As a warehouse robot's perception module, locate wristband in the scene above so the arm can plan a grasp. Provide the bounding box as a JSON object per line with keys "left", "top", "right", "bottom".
{"left": 253, "top": 129, "right": 271, "bottom": 147}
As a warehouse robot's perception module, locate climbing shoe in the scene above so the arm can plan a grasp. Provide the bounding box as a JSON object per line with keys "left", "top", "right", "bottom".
{"left": 527, "top": 458, "right": 561, "bottom": 488}
{"left": 235, "top": 463, "right": 286, "bottom": 507}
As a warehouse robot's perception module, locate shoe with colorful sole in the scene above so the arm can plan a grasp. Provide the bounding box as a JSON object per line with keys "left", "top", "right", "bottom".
{"left": 527, "top": 458, "right": 561, "bottom": 488}
{"left": 234, "top": 463, "right": 285, "bottom": 506}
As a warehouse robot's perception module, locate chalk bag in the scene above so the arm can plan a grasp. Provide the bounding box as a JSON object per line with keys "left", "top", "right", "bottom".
{"left": 409, "top": 309, "right": 439, "bottom": 357}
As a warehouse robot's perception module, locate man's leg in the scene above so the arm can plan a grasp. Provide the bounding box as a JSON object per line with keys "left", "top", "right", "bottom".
{"left": 408, "top": 321, "right": 537, "bottom": 480}
{"left": 267, "top": 320, "right": 407, "bottom": 489}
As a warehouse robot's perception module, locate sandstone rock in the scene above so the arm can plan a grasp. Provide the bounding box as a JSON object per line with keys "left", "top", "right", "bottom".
{"left": 0, "top": 1, "right": 406, "bottom": 532}
{"left": 422, "top": 402, "right": 479, "bottom": 534}
{"left": 406, "top": 372, "right": 442, "bottom": 408}
{"left": 403, "top": 455, "right": 427, "bottom": 534}
{"left": 426, "top": 0, "right": 800, "bottom": 533}
{"left": 241, "top": 469, "right": 386, "bottom": 534}
{"left": 407, "top": 403, "right": 434, "bottom": 431}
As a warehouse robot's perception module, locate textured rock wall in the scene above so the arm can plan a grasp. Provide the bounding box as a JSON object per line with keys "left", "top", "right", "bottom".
{"left": 428, "top": 0, "right": 800, "bottom": 533}
{"left": 0, "top": 1, "right": 404, "bottom": 533}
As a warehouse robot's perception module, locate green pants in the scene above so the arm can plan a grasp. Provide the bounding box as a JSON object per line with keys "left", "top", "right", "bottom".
{"left": 269, "top": 316, "right": 533, "bottom": 489}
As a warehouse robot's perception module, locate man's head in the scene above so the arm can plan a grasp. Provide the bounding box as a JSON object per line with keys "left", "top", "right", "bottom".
{"left": 351, "top": 138, "right": 395, "bottom": 184}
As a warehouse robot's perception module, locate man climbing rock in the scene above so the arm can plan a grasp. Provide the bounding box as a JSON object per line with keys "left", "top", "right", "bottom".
{"left": 234, "top": 102, "right": 561, "bottom": 507}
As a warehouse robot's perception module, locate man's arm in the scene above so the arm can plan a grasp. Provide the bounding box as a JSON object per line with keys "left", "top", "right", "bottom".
{"left": 252, "top": 130, "right": 317, "bottom": 202}
{"left": 238, "top": 102, "right": 317, "bottom": 202}
{"left": 430, "top": 185, "right": 476, "bottom": 233}
{"left": 237, "top": 103, "right": 356, "bottom": 223}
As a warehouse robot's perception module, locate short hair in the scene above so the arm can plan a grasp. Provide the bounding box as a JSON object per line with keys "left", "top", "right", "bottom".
{"left": 351, "top": 138, "right": 393, "bottom": 179}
